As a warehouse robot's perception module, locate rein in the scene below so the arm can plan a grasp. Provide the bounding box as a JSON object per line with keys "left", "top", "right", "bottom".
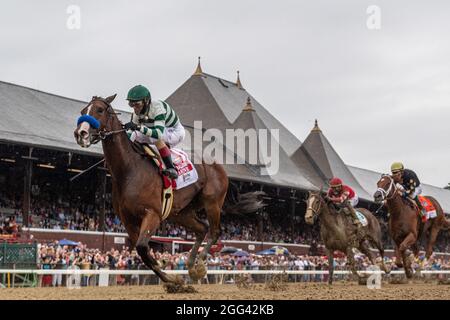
{"left": 376, "top": 175, "right": 397, "bottom": 201}
{"left": 307, "top": 194, "right": 323, "bottom": 216}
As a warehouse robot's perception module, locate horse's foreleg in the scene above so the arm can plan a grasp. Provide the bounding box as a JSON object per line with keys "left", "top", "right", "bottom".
{"left": 399, "top": 232, "right": 416, "bottom": 279}
{"left": 136, "top": 210, "right": 181, "bottom": 284}
{"left": 394, "top": 245, "right": 403, "bottom": 268}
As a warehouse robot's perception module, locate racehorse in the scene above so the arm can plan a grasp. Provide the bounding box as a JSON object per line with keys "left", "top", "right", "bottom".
{"left": 73, "top": 95, "right": 262, "bottom": 285}
{"left": 305, "top": 191, "right": 388, "bottom": 284}
{"left": 373, "top": 175, "right": 449, "bottom": 278}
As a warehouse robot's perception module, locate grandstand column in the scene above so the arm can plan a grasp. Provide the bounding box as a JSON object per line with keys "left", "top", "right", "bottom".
{"left": 22, "top": 147, "right": 37, "bottom": 228}
{"left": 290, "top": 189, "right": 297, "bottom": 240}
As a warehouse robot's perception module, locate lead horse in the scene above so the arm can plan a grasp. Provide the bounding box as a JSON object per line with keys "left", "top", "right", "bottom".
{"left": 74, "top": 95, "right": 260, "bottom": 285}
{"left": 305, "top": 191, "right": 388, "bottom": 284}
{"left": 374, "top": 174, "right": 450, "bottom": 278}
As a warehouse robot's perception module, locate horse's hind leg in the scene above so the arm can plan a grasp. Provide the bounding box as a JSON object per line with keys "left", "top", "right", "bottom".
{"left": 368, "top": 235, "right": 389, "bottom": 273}
{"left": 198, "top": 198, "right": 223, "bottom": 261}
{"left": 425, "top": 225, "right": 440, "bottom": 259}
{"left": 345, "top": 247, "right": 360, "bottom": 281}
{"left": 326, "top": 249, "right": 334, "bottom": 285}
{"left": 136, "top": 209, "right": 181, "bottom": 284}
{"left": 169, "top": 206, "right": 208, "bottom": 281}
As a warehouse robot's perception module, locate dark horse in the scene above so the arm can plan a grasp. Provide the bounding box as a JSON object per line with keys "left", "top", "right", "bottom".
{"left": 373, "top": 175, "right": 450, "bottom": 278}
{"left": 74, "top": 95, "right": 260, "bottom": 284}
{"left": 305, "top": 191, "right": 388, "bottom": 284}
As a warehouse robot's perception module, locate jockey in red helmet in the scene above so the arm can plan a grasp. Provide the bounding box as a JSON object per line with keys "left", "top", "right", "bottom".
{"left": 326, "top": 177, "right": 362, "bottom": 229}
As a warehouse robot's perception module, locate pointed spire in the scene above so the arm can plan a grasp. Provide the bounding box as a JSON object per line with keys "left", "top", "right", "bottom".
{"left": 236, "top": 70, "right": 244, "bottom": 89}
{"left": 311, "top": 119, "right": 321, "bottom": 132}
{"left": 193, "top": 56, "right": 203, "bottom": 75}
{"left": 242, "top": 96, "right": 255, "bottom": 112}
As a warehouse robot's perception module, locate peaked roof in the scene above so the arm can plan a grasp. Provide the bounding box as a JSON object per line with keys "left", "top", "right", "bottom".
{"left": 166, "top": 71, "right": 302, "bottom": 155}
{"left": 0, "top": 81, "right": 104, "bottom": 156}
{"left": 291, "top": 120, "right": 371, "bottom": 199}
{"left": 230, "top": 97, "right": 317, "bottom": 190}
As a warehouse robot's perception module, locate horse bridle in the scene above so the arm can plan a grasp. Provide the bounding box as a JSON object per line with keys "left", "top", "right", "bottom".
{"left": 376, "top": 174, "right": 397, "bottom": 201}
{"left": 80, "top": 97, "right": 126, "bottom": 144}
{"left": 306, "top": 193, "right": 323, "bottom": 217}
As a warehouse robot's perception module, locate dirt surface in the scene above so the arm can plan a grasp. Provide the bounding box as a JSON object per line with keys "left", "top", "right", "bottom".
{"left": 0, "top": 282, "right": 449, "bottom": 300}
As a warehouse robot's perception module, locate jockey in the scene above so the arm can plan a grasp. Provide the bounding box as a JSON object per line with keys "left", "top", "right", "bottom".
{"left": 124, "top": 85, "right": 185, "bottom": 179}
{"left": 326, "top": 177, "right": 362, "bottom": 228}
{"left": 390, "top": 162, "right": 424, "bottom": 213}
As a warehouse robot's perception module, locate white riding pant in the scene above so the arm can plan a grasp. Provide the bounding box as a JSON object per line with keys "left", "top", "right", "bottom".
{"left": 130, "top": 122, "right": 185, "bottom": 148}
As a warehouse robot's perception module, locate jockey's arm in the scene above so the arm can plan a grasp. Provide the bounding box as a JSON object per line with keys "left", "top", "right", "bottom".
{"left": 138, "top": 116, "right": 165, "bottom": 140}
{"left": 329, "top": 192, "right": 348, "bottom": 203}
{"left": 138, "top": 103, "right": 166, "bottom": 140}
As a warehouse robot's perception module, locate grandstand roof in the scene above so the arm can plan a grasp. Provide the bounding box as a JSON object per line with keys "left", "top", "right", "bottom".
{"left": 166, "top": 69, "right": 302, "bottom": 156}
{"left": 0, "top": 81, "right": 104, "bottom": 156}
{"left": 0, "top": 73, "right": 448, "bottom": 210}
{"left": 293, "top": 120, "right": 372, "bottom": 199}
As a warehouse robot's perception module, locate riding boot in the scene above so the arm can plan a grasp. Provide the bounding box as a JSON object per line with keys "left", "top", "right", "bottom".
{"left": 158, "top": 145, "right": 179, "bottom": 179}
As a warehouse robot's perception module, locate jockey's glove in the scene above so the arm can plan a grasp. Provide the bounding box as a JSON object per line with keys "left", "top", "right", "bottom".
{"left": 124, "top": 122, "right": 140, "bottom": 131}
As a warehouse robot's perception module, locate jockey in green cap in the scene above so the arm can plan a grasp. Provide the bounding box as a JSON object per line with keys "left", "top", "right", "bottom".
{"left": 124, "top": 85, "right": 185, "bottom": 179}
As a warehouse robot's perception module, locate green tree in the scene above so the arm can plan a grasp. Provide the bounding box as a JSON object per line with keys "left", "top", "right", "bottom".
{"left": 445, "top": 183, "right": 450, "bottom": 190}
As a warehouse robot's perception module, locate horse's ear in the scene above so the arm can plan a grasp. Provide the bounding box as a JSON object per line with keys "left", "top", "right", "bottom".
{"left": 105, "top": 94, "right": 117, "bottom": 104}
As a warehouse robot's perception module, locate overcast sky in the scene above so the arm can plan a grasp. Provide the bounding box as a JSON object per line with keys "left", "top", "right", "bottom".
{"left": 1, "top": 0, "right": 449, "bottom": 187}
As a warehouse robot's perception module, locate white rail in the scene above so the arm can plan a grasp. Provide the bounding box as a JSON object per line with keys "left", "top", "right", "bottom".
{"left": 0, "top": 269, "right": 449, "bottom": 275}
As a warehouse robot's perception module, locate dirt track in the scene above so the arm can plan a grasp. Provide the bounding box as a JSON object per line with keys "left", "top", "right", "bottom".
{"left": 0, "top": 282, "right": 449, "bottom": 300}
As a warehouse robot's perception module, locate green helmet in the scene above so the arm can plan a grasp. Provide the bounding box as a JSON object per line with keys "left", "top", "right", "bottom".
{"left": 127, "top": 85, "right": 151, "bottom": 101}
{"left": 391, "top": 162, "right": 404, "bottom": 172}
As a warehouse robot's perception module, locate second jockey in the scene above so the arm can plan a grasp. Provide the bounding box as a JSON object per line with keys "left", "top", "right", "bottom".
{"left": 124, "top": 85, "right": 185, "bottom": 179}
{"left": 326, "top": 177, "right": 362, "bottom": 229}
{"left": 390, "top": 162, "right": 425, "bottom": 214}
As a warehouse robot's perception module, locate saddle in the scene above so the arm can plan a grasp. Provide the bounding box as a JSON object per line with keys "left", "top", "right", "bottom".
{"left": 131, "top": 142, "right": 174, "bottom": 221}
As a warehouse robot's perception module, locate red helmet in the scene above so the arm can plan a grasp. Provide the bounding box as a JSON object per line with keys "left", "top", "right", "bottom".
{"left": 330, "top": 177, "right": 343, "bottom": 187}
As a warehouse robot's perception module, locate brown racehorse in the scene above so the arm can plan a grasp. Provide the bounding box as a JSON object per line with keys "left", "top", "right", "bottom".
{"left": 305, "top": 191, "right": 388, "bottom": 284}
{"left": 373, "top": 174, "right": 450, "bottom": 278}
{"left": 73, "top": 95, "right": 261, "bottom": 285}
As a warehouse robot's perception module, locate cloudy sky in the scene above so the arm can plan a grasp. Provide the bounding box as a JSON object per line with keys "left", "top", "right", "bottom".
{"left": 1, "top": 0, "right": 449, "bottom": 187}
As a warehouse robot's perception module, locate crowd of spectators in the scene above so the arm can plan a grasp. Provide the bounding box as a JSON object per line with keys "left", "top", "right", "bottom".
{"left": 1, "top": 190, "right": 450, "bottom": 253}
{"left": 35, "top": 241, "right": 450, "bottom": 287}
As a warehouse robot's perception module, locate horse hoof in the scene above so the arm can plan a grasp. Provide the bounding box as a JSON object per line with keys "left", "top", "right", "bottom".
{"left": 167, "top": 274, "right": 185, "bottom": 285}
{"left": 188, "top": 260, "right": 207, "bottom": 281}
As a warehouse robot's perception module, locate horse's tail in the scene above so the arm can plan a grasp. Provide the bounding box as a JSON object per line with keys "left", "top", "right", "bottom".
{"left": 223, "top": 182, "right": 267, "bottom": 215}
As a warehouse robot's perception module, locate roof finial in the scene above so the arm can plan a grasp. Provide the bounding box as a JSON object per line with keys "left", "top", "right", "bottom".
{"left": 194, "top": 56, "right": 203, "bottom": 75}
{"left": 236, "top": 70, "right": 244, "bottom": 89}
{"left": 312, "top": 119, "right": 321, "bottom": 132}
{"left": 242, "top": 96, "right": 255, "bottom": 112}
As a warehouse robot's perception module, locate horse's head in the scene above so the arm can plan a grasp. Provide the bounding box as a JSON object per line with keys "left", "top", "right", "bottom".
{"left": 305, "top": 191, "right": 323, "bottom": 225}
{"left": 374, "top": 174, "right": 396, "bottom": 203}
{"left": 74, "top": 94, "right": 117, "bottom": 148}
